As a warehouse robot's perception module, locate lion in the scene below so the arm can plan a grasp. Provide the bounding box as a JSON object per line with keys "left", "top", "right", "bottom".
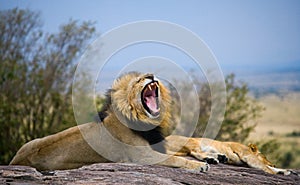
{"left": 10, "top": 72, "right": 209, "bottom": 172}
{"left": 166, "top": 135, "right": 294, "bottom": 175}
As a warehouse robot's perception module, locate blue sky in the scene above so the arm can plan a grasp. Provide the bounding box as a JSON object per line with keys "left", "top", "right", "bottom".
{"left": 1, "top": 0, "right": 300, "bottom": 73}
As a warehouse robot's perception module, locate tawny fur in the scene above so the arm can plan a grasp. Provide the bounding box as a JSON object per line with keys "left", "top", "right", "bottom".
{"left": 10, "top": 72, "right": 209, "bottom": 172}
{"left": 166, "top": 135, "right": 293, "bottom": 175}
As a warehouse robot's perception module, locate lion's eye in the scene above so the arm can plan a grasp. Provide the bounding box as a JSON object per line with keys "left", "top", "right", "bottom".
{"left": 136, "top": 78, "right": 143, "bottom": 83}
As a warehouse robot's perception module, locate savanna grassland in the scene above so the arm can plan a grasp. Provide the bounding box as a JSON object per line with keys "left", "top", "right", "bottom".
{"left": 248, "top": 93, "right": 300, "bottom": 169}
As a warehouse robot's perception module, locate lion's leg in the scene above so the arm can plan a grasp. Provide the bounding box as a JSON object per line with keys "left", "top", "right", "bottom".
{"left": 190, "top": 151, "right": 228, "bottom": 164}
{"left": 166, "top": 138, "right": 228, "bottom": 164}
{"left": 267, "top": 165, "right": 299, "bottom": 176}
{"left": 266, "top": 166, "right": 292, "bottom": 175}
{"left": 166, "top": 150, "right": 189, "bottom": 157}
{"left": 135, "top": 146, "right": 209, "bottom": 172}
{"left": 157, "top": 154, "right": 209, "bottom": 172}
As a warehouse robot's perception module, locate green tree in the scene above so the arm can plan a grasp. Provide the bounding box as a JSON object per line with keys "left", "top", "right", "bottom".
{"left": 0, "top": 8, "right": 96, "bottom": 164}
{"left": 193, "top": 74, "right": 264, "bottom": 142}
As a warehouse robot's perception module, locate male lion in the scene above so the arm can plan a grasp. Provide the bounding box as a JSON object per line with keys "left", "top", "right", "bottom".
{"left": 10, "top": 72, "right": 209, "bottom": 172}
{"left": 166, "top": 135, "right": 294, "bottom": 175}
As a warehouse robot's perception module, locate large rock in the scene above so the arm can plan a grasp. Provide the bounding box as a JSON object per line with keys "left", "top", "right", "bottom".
{"left": 1, "top": 163, "right": 299, "bottom": 185}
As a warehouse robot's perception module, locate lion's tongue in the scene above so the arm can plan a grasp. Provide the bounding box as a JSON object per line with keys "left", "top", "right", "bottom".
{"left": 145, "top": 96, "right": 159, "bottom": 113}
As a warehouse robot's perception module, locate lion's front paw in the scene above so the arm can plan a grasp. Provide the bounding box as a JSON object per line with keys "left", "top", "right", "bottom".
{"left": 279, "top": 169, "right": 299, "bottom": 176}
{"left": 278, "top": 170, "right": 291, "bottom": 176}
{"left": 204, "top": 157, "right": 219, "bottom": 164}
{"left": 290, "top": 170, "right": 300, "bottom": 177}
{"left": 200, "top": 162, "right": 210, "bottom": 172}
{"left": 217, "top": 154, "right": 228, "bottom": 163}
{"left": 187, "top": 161, "right": 210, "bottom": 172}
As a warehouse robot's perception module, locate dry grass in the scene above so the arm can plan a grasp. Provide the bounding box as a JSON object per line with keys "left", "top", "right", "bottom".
{"left": 249, "top": 92, "right": 300, "bottom": 138}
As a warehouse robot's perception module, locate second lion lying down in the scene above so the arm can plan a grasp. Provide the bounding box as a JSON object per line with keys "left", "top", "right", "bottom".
{"left": 166, "top": 135, "right": 293, "bottom": 175}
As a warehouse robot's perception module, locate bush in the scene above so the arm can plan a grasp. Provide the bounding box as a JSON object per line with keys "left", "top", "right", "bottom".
{"left": 0, "top": 8, "right": 96, "bottom": 164}
{"left": 193, "top": 74, "right": 265, "bottom": 142}
{"left": 286, "top": 131, "right": 300, "bottom": 137}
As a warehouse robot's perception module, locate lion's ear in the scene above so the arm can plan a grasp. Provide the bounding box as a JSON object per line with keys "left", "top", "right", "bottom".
{"left": 248, "top": 143, "right": 258, "bottom": 153}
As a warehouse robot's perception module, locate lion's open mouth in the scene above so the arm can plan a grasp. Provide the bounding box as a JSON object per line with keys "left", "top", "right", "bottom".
{"left": 142, "top": 81, "right": 160, "bottom": 118}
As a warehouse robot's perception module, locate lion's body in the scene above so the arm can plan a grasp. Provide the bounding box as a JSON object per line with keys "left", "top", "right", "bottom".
{"left": 166, "top": 135, "right": 292, "bottom": 175}
{"left": 9, "top": 123, "right": 106, "bottom": 170}
{"left": 10, "top": 72, "right": 208, "bottom": 172}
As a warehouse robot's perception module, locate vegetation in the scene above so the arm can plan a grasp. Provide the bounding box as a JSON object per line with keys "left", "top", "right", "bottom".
{"left": 192, "top": 74, "right": 265, "bottom": 143}
{"left": 286, "top": 130, "right": 300, "bottom": 137}
{"left": 254, "top": 139, "right": 300, "bottom": 169}
{"left": 0, "top": 8, "right": 96, "bottom": 164}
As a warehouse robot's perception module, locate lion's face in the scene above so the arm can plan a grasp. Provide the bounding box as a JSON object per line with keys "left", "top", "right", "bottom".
{"left": 110, "top": 72, "right": 171, "bottom": 127}
{"left": 248, "top": 144, "right": 275, "bottom": 167}
{"left": 256, "top": 152, "right": 275, "bottom": 167}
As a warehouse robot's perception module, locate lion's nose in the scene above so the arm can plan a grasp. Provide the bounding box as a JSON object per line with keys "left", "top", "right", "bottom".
{"left": 145, "top": 74, "right": 154, "bottom": 81}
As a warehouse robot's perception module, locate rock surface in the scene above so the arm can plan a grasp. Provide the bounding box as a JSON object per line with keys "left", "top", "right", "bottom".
{"left": 1, "top": 163, "right": 299, "bottom": 185}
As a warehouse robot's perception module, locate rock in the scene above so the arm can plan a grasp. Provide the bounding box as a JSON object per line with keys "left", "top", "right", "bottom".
{"left": 1, "top": 163, "right": 299, "bottom": 185}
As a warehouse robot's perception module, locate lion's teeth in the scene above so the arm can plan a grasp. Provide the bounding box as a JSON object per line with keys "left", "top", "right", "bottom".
{"left": 147, "top": 82, "right": 159, "bottom": 91}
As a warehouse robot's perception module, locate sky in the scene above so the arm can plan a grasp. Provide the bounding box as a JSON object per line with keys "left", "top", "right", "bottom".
{"left": 1, "top": 0, "right": 300, "bottom": 75}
